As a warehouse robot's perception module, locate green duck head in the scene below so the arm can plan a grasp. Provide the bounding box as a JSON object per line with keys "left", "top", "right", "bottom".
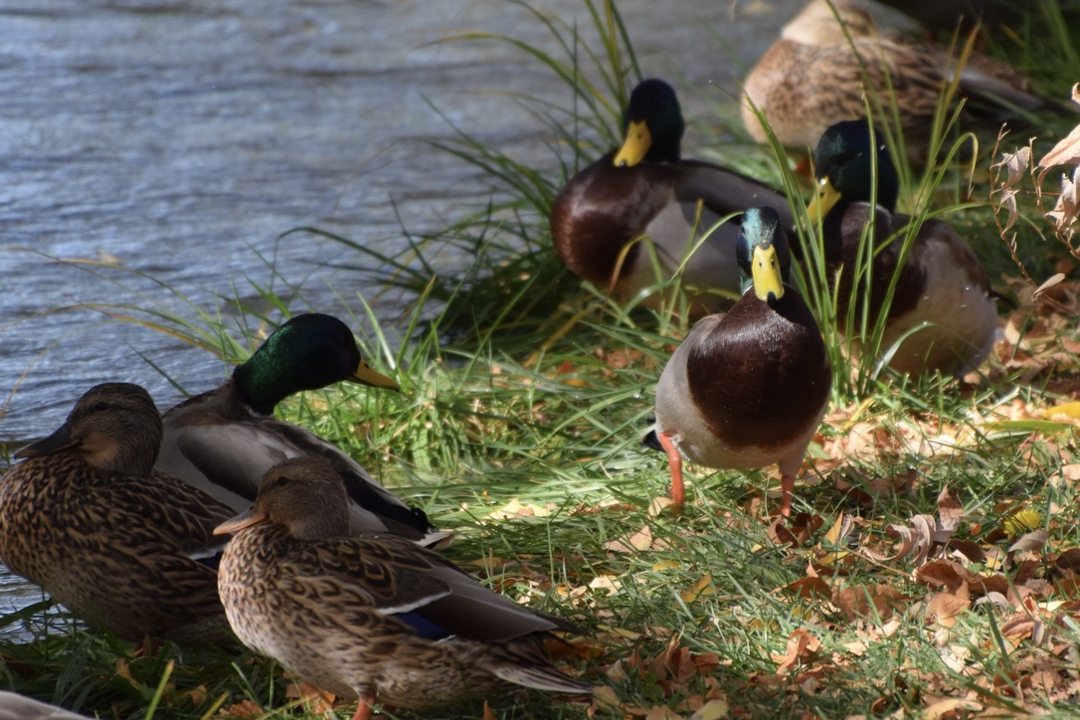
{"left": 15, "top": 382, "right": 162, "bottom": 475}
{"left": 233, "top": 313, "right": 399, "bottom": 416}
{"left": 736, "top": 207, "right": 793, "bottom": 303}
{"left": 214, "top": 457, "right": 349, "bottom": 542}
{"left": 613, "top": 79, "right": 686, "bottom": 167}
{"left": 806, "top": 120, "right": 899, "bottom": 224}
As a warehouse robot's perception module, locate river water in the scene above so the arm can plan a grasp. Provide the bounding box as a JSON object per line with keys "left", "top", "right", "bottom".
{"left": 0, "top": 0, "right": 806, "bottom": 622}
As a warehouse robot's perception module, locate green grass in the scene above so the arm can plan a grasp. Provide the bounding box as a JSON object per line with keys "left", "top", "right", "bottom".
{"left": 3, "top": 0, "right": 1080, "bottom": 718}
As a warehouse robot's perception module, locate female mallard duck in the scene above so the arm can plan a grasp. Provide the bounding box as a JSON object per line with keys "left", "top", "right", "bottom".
{"left": 215, "top": 457, "right": 588, "bottom": 720}
{"left": 157, "top": 313, "right": 444, "bottom": 545}
{"left": 550, "top": 78, "right": 794, "bottom": 314}
{"left": 807, "top": 120, "right": 997, "bottom": 376}
{"left": 741, "top": 0, "right": 1046, "bottom": 154}
{"left": 653, "top": 207, "right": 831, "bottom": 517}
{"left": 0, "top": 383, "right": 234, "bottom": 645}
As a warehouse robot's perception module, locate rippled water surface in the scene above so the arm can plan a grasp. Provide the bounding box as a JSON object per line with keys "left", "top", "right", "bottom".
{"left": 0, "top": 0, "right": 803, "bottom": 618}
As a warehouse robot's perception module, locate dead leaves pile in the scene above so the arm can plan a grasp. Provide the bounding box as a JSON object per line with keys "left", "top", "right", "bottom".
{"left": 992, "top": 83, "right": 1080, "bottom": 284}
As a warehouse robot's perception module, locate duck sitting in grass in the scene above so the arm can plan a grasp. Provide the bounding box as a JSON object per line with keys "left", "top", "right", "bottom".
{"left": 215, "top": 457, "right": 589, "bottom": 720}
{"left": 550, "top": 78, "right": 794, "bottom": 314}
{"left": 157, "top": 313, "right": 446, "bottom": 546}
{"left": 652, "top": 207, "right": 831, "bottom": 517}
{"left": 0, "top": 383, "right": 234, "bottom": 646}
{"left": 806, "top": 120, "right": 997, "bottom": 376}
{"left": 741, "top": 0, "right": 1048, "bottom": 158}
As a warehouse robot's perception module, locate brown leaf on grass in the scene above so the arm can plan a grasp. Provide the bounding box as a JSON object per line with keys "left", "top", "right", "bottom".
{"left": 947, "top": 539, "right": 986, "bottom": 564}
{"left": 215, "top": 700, "right": 263, "bottom": 718}
{"left": 927, "top": 583, "right": 971, "bottom": 627}
{"left": 915, "top": 559, "right": 970, "bottom": 592}
{"left": 589, "top": 685, "right": 622, "bottom": 715}
{"left": 773, "top": 628, "right": 821, "bottom": 673}
{"left": 1009, "top": 529, "right": 1049, "bottom": 553}
{"left": 483, "top": 700, "right": 497, "bottom": 720}
{"left": 786, "top": 576, "right": 832, "bottom": 600}
{"left": 604, "top": 525, "right": 653, "bottom": 553}
{"left": 680, "top": 573, "right": 714, "bottom": 603}
{"left": 832, "top": 584, "right": 909, "bottom": 622}
{"left": 688, "top": 698, "right": 730, "bottom": 720}
{"left": 1054, "top": 547, "right": 1080, "bottom": 572}
{"left": 886, "top": 514, "right": 936, "bottom": 565}
{"left": 936, "top": 487, "right": 964, "bottom": 533}
{"left": 286, "top": 681, "right": 335, "bottom": 713}
{"left": 822, "top": 512, "right": 854, "bottom": 546}
{"left": 183, "top": 685, "right": 209, "bottom": 707}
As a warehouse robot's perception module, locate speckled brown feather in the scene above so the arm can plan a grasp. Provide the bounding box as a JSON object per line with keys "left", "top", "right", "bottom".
{"left": 217, "top": 458, "right": 587, "bottom": 713}
{"left": 742, "top": 0, "right": 1046, "bottom": 153}
{"left": 0, "top": 383, "right": 234, "bottom": 645}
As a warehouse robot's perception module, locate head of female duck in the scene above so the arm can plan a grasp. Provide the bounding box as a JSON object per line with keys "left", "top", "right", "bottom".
{"left": 613, "top": 79, "right": 686, "bottom": 167}
{"left": 806, "top": 120, "right": 900, "bottom": 223}
{"left": 214, "top": 457, "right": 349, "bottom": 542}
{"left": 14, "top": 382, "right": 162, "bottom": 476}
{"left": 233, "top": 313, "right": 400, "bottom": 416}
{"left": 736, "top": 207, "right": 793, "bottom": 303}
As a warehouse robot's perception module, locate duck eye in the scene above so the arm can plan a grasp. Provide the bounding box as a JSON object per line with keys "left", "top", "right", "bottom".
{"left": 92, "top": 402, "right": 109, "bottom": 412}
{"left": 272, "top": 475, "right": 289, "bottom": 488}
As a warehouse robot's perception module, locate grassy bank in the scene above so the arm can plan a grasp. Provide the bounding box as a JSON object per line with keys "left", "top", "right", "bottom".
{"left": 3, "top": 0, "right": 1080, "bottom": 718}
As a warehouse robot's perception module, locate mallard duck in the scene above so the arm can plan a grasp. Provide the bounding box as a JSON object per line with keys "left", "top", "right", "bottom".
{"left": 0, "top": 383, "right": 234, "bottom": 645}
{"left": 215, "top": 457, "right": 588, "bottom": 720}
{"left": 157, "top": 313, "right": 445, "bottom": 545}
{"left": 807, "top": 120, "right": 997, "bottom": 376}
{"left": 653, "top": 207, "right": 831, "bottom": 517}
{"left": 550, "top": 78, "right": 795, "bottom": 314}
{"left": 741, "top": 0, "right": 1046, "bottom": 154}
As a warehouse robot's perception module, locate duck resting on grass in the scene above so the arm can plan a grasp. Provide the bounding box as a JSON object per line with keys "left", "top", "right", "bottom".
{"left": 215, "top": 457, "right": 589, "bottom": 720}
{"left": 550, "top": 78, "right": 794, "bottom": 314}
{"left": 806, "top": 120, "right": 997, "bottom": 376}
{"left": 157, "top": 313, "right": 447, "bottom": 546}
{"left": 652, "top": 207, "right": 831, "bottom": 517}
{"left": 0, "top": 383, "right": 234, "bottom": 646}
{"left": 741, "top": 0, "right": 1049, "bottom": 158}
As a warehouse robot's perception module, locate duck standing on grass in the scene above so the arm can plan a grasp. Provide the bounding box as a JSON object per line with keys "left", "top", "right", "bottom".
{"left": 653, "top": 207, "right": 831, "bottom": 517}
{"left": 215, "top": 457, "right": 589, "bottom": 720}
{"left": 0, "top": 383, "right": 234, "bottom": 646}
{"left": 157, "top": 313, "right": 446, "bottom": 545}
{"left": 806, "top": 120, "right": 997, "bottom": 376}
{"left": 741, "top": 0, "right": 1047, "bottom": 156}
{"left": 550, "top": 78, "right": 794, "bottom": 314}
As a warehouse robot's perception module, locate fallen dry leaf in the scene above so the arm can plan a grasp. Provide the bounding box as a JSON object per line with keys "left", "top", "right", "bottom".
{"left": 773, "top": 628, "right": 821, "bottom": 673}
{"left": 604, "top": 525, "right": 653, "bottom": 553}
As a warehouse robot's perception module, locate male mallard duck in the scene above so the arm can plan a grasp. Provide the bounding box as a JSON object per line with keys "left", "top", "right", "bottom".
{"left": 0, "top": 383, "right": 234, "bottom": 645}
{"left": 653, "top": 207, "right": 831, "bottom": 517}
{"left": 741, "top": 0, "right": 1046, "bottom": 154}
{"left": 215, "top": 457, "right": 588, "bottom": 720}
{"left": 550, "top": 78, "right": 794, "bottom": 314}
{"left": 157, "top": 313, "right": 444, "bottom": 545}
{"left": 807, "top": 120, "right": 997, "bottom": 376}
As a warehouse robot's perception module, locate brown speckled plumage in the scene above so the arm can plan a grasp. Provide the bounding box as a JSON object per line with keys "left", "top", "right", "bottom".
{"left": 0, "top": 383, "right": 234, "bottom": 645}
{"left": 741, "top": 0, "right": 1045, "bottom": 154}
{"left": 216, "top": 458, "right": 587, "bottom": 719}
